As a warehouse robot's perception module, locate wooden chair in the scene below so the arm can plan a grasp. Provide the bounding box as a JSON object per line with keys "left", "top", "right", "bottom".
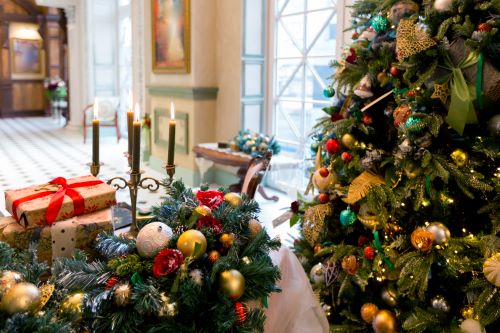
{"left": 241, "top": 150, "right": 278, "bottom": 201}
{"left": 83, "top": 98, "right": 121, "bottom": 143}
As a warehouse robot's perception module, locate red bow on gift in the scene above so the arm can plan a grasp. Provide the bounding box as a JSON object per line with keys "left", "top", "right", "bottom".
{"left": 11, "top": 177, "right": 103, "bottom": 225}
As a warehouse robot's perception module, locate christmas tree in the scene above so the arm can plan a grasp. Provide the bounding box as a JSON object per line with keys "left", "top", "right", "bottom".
{"left": 0, "top": 180, "right": 280, "bottom": 332}
{"left": 291, "top": 0, "right": 500, "bottom": 332}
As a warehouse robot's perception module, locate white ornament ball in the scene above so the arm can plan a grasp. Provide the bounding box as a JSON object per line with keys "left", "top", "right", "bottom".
{"left": 460, "top": 319, "right": 486, "bottom": 333}
{"left": 483, "top": 253, "right": 500, "bottom": 287}
{"left": 310, "top": 263, "right": 325, "bottom": 285}
{"left": 312, "top": 169, "right": 338, "bottom": 192}
{"left": 136, "top": 222, "right": 173, "bottom": 258}
{"left": 433, "top": 0, "right": 452, "bottom": 12}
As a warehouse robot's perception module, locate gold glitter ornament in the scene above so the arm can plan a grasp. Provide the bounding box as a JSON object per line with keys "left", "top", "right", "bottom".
{"left": 357, "top": 202, "right": 383, "bottom": 230}
{"left": 372, "top": 309, "right": 397, "bottom": 333}
{"left": 34, "top": 284, "right": 55, "bottom": 313}
{"left": 483, "top": 253, "right": 500, "bottom": 287}
{"left": 411, "top": 228, "right": 434, "bottom": 253}
{"left": 450, "top": 149, "right": 468, "bottom": 167}
{"left": 360, "top": 303, "right": 379, "bottom": 323}
{"left": 0, "top": 270, "right": 23, "bottom": 298}
{"left": 114, "top": 284, "right": 131, "bottom": 306}
{"left": 224, "top": 193, "right": 243, "bottom": 207}
{"left": 248, "top": 218, "right": 263, "bottom": 237}
{"left": 208, "top": 250, "right": 221, "bottom": 263}
{"left": 302, "top": 203, "right": 333, "bottom": 246}
{"left": 220, "top": 233, "right": 235, "bottom": 249}
{"left": 396, "top": 18, "right": 436, "bottom": 62}
{"left": 1, "top": 282, "right": 41, "bottom": 314}
{"left": 461, "top": 305, "right": 476, "bottom": 319}
{"left": 341, "top": 255, "right": 359, "bottom": 275}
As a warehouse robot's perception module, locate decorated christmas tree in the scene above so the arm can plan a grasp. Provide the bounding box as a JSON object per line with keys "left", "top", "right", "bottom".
{"left": 291, "top": 0, "right": 500, "bottom": 332}
{"left": 0, "top": 180, "right": 280, "bottom": 332}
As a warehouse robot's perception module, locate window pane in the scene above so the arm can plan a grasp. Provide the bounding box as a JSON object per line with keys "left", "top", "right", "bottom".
{"left": 276, "top": 21, "right": 302, "bottom": 58}
{"left": 276, "top": 101, "right": 303, "bottom": 141}
{"left": 276, "top": 60, "right": 302, "bottom": 97}
{"left": 281, "top": 0, "right": 305, "bottom": 15}
{"left": 307, "top": 0, "right": 336, "bottom": 10}
{"left": 244, "top": 0, "right": 263, "bottom": 55}
{"left": 306, "top": 10, "right": 335, "bottom": 52}
{"left": 308, "top": 13, "right": 337, "bottom": 56}
{"left": 280, "top": 14, "right": 305, "bottom": 52}
{"left": 243, "top": 103, "right": 262, "bottom": 132}
{"left": 305, "top": 57, "right": 332, "bottom": 100}
{"left": 244, "top": 63, "right": 263, "bottom": 96}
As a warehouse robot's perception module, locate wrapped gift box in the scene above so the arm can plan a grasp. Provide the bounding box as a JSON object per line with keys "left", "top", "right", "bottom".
{"left": 4, "top": 175, "right": 116, "bottom": 227}
{"left": 0, "top": 208, "right": 113, "bottom": 263}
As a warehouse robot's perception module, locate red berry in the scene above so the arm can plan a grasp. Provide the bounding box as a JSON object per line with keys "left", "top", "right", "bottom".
{"left": 364, "top": 246, "right": 376, "bottom": 260}
{"left": 407, "top": 90, "right": 416, "bottom": 97}
{"left": 319, "top": 193, "right": 330, "bottom": 204}
{"left": 319, "top": 167, "right": 329, "bottom": 177}
{"left": 363, "top": 114, "right": 373, "bottom": 125}
{"left": 352, "top": 31, "right": 359, "bottom": 39}
{"left": 341, "top": 152, "right": 353, "bottom": 162}
{"left": 358, "top": 235, "right": 369, "bottom": 247}
{"left": 325, "top": 138, "right": 340, "bottom": 154}
{"left": 390, "top": 66, "right": 400, "bottom": 76}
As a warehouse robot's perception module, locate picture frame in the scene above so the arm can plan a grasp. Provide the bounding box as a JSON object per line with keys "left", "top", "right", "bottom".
{"left": 151, "top": 0, "right": 190, "bottom": 73}
{"left": 154, "top": 108, "right": 188, "bottom": 154}
{"left": 10, "top": 38, "right": 42, "bottom": 74}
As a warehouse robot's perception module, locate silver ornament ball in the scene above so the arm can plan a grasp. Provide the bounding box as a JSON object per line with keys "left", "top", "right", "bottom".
{"left": 0, "top": 270, "right": 23, "bottom": 298}
{"left": 309, "top": 263, "right": 325, "bottom": 285}
{"left": 431, "top": 295, "right": 450, "bottom": 312}
{"left": 381, "top": 286, "right": 398, "bottom": 307}
{"left": 426, "top": 222, "right": 451, "bottom": 245}
{"left": 136, "top": 222, "right": 173, "bottom": 258}
{"left": 488, "top": 114, "right": 500, "bottom": 137}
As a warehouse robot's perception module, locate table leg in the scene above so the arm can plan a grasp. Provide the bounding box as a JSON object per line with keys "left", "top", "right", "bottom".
{"left": 257, "top": 185, "right": 279, "bottom": 202}
{"left": 194, "top": 157, "right": 214, "bottom": 184}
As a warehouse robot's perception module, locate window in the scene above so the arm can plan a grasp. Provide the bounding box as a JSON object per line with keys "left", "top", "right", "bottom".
{"left": 267, "top": 0, "right": 339, "bottom": 192}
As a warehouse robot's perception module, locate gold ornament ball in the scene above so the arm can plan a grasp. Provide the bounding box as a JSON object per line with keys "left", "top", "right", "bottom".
{"left": 461, "top": 305, "right": 476, "bottom": 319}
{"left": 372, "top": 309, "right": 397, "bottom": 333}
{"left": 358, "top": 203, "right": 382, "bottom": 230}
{"left": 208, "top": 250, "right": 221, "bottom": 263}
{"left": 483, "top": 253, "right": 500, "bottom": 287}
{"left": 220, "top": 233, "right": 235, "bottom": 249}
{"left": 114, "top": 284, "right": 131, "bottom": 306}
{"left": 60, "top": 292, "right": 85, "bottom": 318}
{"left": 224, "top": 192, "right": 243, "bottom": 207}
{"left": 411, "top": 228, "right": 434, "bottom": 253}
{"left": 313, "top": 244, "right": 323, "bottom": 254}
{"left": 0, "top": 282, "right": 41, "bottom": 314}
{"left": 341, "top": 133, "right": 358, "bottom": 149}
{"left": 0, "top": 270, "right": 23, "bottom": 298}
{"left": 381, "top": 286, "right": 398, "bottom": 307}
{"left": 194, "top": 205, "right": 212, "bottom": 218}
{"left": 248, "top": 219, "right": 263, "bottom": 237}
{"left": 177, "top": 229, "right": 207, "bottom": 259}
{"left": 360, "top": 303, "right": 379, "bottom": 323}
{"left": 426, "top": 222, "right": 451, "bottom": 245}
{"left": 219, "top": 269, "right": 245, "bottom": 300}
{"left": 451, "top": 149, "right": 468, "bottom": 167}
{"left": 341, "top": 255, "right": 359, "bottom": 275}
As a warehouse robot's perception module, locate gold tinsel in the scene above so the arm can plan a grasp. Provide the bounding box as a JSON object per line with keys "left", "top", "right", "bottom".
{"left": 302, "top": 203, "right": 333, "bottom": 246}
{"left": 396, "top": 18, "right": 436, "bottom": 62}
{"left": 34, "top": 284, "right": 54, "bottom": 313}
{"left": 343, "top": 171, "right": 385, "bottom": 204}
{"left": 431, "top": 81, "right": 451, "bottom": 105}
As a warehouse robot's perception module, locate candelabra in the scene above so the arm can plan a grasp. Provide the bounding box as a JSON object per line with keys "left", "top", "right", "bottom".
{"left": 89, "top": 156, "right": 175, "bottom": 235}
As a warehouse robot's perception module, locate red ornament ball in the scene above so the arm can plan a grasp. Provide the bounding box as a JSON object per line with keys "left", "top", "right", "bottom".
{"left": 477, "top": 23, "right": 492, "bottom": 32}
{"left": 325, "top": 138, "right": 340, "bottom": 154}
{"left": 364, "top": 246, "right": 376, "bottom": 260}
{"left": 319, "top": 193, "right": 330, "bottom": 204}
{"left": 331, "top": 113, "right": 343, "bottom": 123}
{"left": 363, "top": 114, "right": 373, "bottom": 125}
{"left": 319, "top": 167, "right": 329, "bottom": 178}
{"left": 407, "top": 90, "right": 416, "bottom": 97}
{"left": 341, "top": 152, "right": 353, "bottom": 162}
{"left": 106, "top": 276, "right": 119, "bottom": 290}
{"left": 352, "top": 31, "right": 359, "bottom": 39}
{"left": 234, "top": 302, "right": 247, "bottom": 325}
{"left": 389, "top": 66, "right": 400, "bottom": 76}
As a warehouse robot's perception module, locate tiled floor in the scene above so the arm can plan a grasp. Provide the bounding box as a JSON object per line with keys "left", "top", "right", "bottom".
{"left": 0, "top": 117, "right": 298, "bottom": 244}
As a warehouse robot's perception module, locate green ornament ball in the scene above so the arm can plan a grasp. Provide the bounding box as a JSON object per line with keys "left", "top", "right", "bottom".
{"left": 340, "top": 207, "right": 357, "bottom": 227}
{"left": 371, "top": 15, "right": 389, "bottom": 32}
{"left": 405, "top": 116, "right": 423, "bottom": 133}
{"left": 323, "top": 86, "right": 335, "bottom": 98}
{"left": 310, "top": 142, "right": 319, "bottom": 153}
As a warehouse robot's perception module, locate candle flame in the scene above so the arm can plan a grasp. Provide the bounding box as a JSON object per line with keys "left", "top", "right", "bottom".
{"left": 134, "top": 103, "right": 141, "bottom": 122}
{"left": 170, "top": 101, "right": 175, "bottom": 120}
{"left": 93, "top": 98, "right": 99, "bottom": 120}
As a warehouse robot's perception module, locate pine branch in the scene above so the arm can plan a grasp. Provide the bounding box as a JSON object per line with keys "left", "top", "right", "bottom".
{"left": 396, "top": 251, "right": 435, "bottom": 300}
{"left": 95, "top": 232, "right": 136, "bottom": 258}
{"left": 54, "top": 257, "right": 112, "bottom": 291}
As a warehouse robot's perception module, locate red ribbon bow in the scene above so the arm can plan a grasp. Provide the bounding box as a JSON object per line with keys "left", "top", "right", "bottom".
{"left": 11, "top": 177, "right": 103, "bottom": 226}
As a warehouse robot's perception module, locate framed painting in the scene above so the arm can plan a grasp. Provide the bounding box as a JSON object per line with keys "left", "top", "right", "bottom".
{"left": 154, "top": 108, "right": 189, "bottom": 154}
{"left": 10, "top": 38, "right": 42, "bottom": 74}
{"left": 151, "top": 0, "right": 190, "bottom": 73}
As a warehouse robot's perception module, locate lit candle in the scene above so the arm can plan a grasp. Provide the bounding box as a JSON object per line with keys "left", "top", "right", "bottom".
{"left": 167, "top": 101, "right": 176, "bottom": 166}
{"left": 127, "top": 90, "right": 134, "bottom": 160}
{"left": 132, "top": 103, "right": 141, "bottom": 173}
{"left": 92, "top": 98, "right": 100, "bottom": 165}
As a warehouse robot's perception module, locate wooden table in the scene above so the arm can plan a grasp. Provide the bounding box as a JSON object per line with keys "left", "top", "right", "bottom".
{"left": 192, "top": 143, "right": 279, "bottom": 201}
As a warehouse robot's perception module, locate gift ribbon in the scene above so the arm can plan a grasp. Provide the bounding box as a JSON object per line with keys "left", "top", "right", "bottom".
{"left": 11, "top": 177, "right": 103, "bottom": 225}
{"left": 443, "top": 51, "right": 479, "bottom": 135}
{"left": 373, "top": 231, "right": 394, "bottom": 271}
